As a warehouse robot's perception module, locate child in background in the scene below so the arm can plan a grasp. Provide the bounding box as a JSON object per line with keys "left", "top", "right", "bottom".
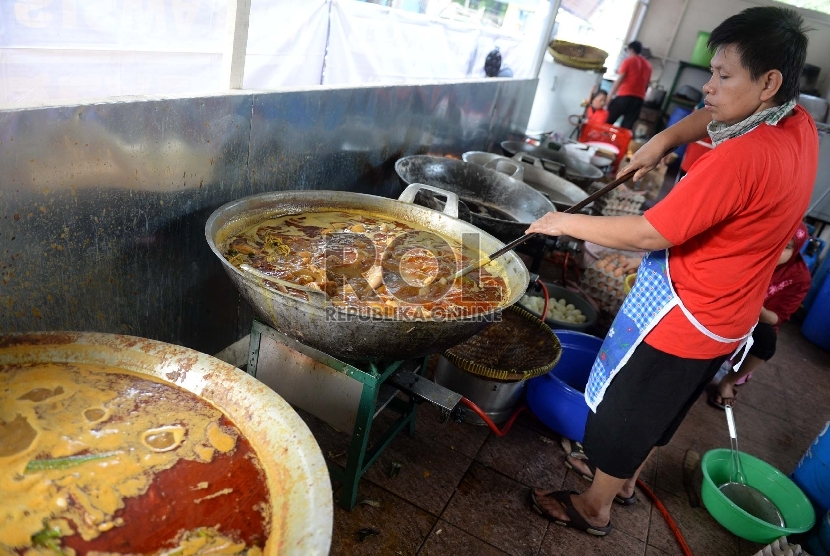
{"left": 586, "top": 91, "right": 609, "bottom": 124}
{"left": 708, "top": 223, "right": 812, "bottom": 408}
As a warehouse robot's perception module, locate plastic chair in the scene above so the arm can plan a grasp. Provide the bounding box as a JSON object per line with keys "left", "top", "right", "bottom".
{"left": 578, "top": 122, "right": 632, "bottom": 173}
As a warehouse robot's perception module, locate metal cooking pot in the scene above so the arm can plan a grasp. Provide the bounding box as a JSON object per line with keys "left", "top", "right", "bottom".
{"left": 510, "top": 152, "right": 590, "bottom": 212}
{"left": 394, "top": 155, "right": 555, "bottom": 243}
{"left": 0, "top": 331, "right": 332, "bottom": 555}
{"left": 500, "top": 141, "right": 603, "bottom": 189}
{"left": 206, "top": 186, "right": 530, "bottom": 361}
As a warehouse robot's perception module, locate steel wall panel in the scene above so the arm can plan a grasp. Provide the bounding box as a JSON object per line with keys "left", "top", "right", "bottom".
{"left": 1, "top": 80, "right": 535, "bottom": 352}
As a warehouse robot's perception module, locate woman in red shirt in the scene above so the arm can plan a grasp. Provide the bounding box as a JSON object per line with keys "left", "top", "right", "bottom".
{"left": 708, "top": 223, "right": 811, "bottom": 407}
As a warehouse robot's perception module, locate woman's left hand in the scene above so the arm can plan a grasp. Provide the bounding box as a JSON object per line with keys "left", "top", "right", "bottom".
{"left": 526, "top": 212, "right": 572, "bottom": 237}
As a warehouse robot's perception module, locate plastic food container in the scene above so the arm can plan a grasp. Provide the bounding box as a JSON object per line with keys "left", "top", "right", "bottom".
{"left": 518, "top": 282, "right": 598, "bottom": 332}
{"left": 701, "top": 449, "right": 815, "bottom": 544}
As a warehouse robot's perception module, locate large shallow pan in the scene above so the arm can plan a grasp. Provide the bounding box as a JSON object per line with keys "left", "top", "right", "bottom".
{"left": 394, "top": 155, "right": 555, "bottom": 243}
{"left": 510, "top": 153, "right": 591, "bottom": 212}
{"left": 0, "top": 331, "right": 332, "bottom": 555}
{"left": 206, "top": 186, "right": 530, "bottom": 361}
{"left": 463, "top": 151, "right": 590, "bottom": 213}
{"left": 501, "top": 141, "right": 603, "bottom": 188}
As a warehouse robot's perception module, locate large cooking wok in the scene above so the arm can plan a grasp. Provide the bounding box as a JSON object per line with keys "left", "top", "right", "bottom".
{"left": 501, "top": 141, "right": 603, "bottom": 188}
{"left": 0, "top": 332, "right": 331, "bottom": 555}
{"left": 206, "top": 186, "right": 530, "bottom": 361}
{"left": 394, "top": 155, "right": 555, "bottom": 243}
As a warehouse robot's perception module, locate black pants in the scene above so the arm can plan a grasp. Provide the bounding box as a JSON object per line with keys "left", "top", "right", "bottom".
{"left": 606, "top": 95, "right": 643, "bottom": 130}
{"left": 748, "top": 321, "right": 777, "bottom": 361}
{"left": 583, "top": 342, "right": 729, "bottom": 479}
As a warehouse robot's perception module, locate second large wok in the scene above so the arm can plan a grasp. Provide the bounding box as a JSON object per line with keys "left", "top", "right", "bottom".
{"left": 206, "top": 186, "right": 529, "bottom": 362}
{"left": 394, "top": 155, "right": 555, "bottom": 243}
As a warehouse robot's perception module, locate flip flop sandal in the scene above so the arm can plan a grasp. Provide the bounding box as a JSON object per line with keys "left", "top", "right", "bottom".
{"left": 564, "top": 456, "right": 597, "bottom": 482}
{"left": 614, "top": 492, "right": 637, "bottom": 506}
{"left": 529, "top": 489, "right": 612, "bottom": 537}
{"left": 564, "top": 456, "right": 638, "bottom": 505}
{"left": 706, "top": 384, "right": 737, "bottom": 410}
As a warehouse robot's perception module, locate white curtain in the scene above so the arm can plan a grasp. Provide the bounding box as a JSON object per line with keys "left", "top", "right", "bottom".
{"left": 244, "top": 0, "right": 330, "bottom": 89}
{"left": 0, "top": 0, "right": 227, "bottom": 106}
{"left": 324, "top": 0, "right": 481, "bottom": 85}
{"left": 0, "top": 0, "right": 542, "bottom": 106}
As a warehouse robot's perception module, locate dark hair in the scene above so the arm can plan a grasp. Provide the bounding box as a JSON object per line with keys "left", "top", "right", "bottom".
{"left": 592, "top": 90, "right": 608, "bottom": 102}
{"left": 627, "top": 41, "right": 642, "bottom": 54}
{"left": 708, "top": 6, "right": 808, "bottom": 104}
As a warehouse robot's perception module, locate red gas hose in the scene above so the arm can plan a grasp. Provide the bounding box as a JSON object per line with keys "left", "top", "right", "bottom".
{"left": 458, "top": 400, "right": 692, "bottom": 554}
{"left": 537, "top": 279, "right": 550, "bottom": 322}
{"left": 459, "top": 397, "right": 526, "bottom": 437}
{"left": 636, "top": 478, "right": 694, "bottom": 556}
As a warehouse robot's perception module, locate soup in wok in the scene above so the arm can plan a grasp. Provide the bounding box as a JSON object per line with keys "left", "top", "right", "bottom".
{"left": 0, "top": 362, "right": 271, "bottom": 555}
{"left": 220, "top": 209, "right": 510, "bottom": 318}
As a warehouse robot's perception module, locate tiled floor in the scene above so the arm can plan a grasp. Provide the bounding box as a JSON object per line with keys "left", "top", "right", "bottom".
{"left": 294, "top": 321, "right": 830, "bottom": 555}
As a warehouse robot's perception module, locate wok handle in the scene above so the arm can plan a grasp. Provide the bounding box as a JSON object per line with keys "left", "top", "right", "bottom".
{"left": 513, "top": 152, "right": 565, "bottom": 176}
{"left": 398, "top": 183, "right": 460, "bottom": 219}
{"left": 483, "top": 157, "right": 524, "bottom": 181}
{"left": 240, "top": 264, "right": 328, "bottom": 306}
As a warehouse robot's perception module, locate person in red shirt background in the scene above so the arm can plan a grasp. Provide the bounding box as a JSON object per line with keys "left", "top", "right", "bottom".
{"left": 708, "top": 224, "right": 812, "bottom": 408}
{"left": 605, "top": 41, "right": 652, "bottom": 129}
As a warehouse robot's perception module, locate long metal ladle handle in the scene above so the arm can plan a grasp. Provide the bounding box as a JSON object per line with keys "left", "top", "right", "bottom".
{"left": 451, "top": 163, "right": 643, "bottom": 281}
{"left": 725, "top": 404, "right": 746, "bottom": 485}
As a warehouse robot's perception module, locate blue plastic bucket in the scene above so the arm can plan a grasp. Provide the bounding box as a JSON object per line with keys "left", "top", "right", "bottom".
{"left": 792, "top": 422, "right": 830, "bottom": 517}
{"left": 526, "top": 330, "right": 602, "bottom": 442}
{"left": 821, "top": 510, "right": 830, "bottom": 552}
{"left": 802, "top": 238, "right": 827, "bottom": 273}
{"left": 805, "top": 252, "right": 830, "bottom": 312}
{"left": 667, "top": 107, "right": 693, "bottom": 160}
{"left": 803, "top": 275, "right": 830, "bottom": 351}
{"left": 805, "top": 511, "right": 830, "bottom": 556}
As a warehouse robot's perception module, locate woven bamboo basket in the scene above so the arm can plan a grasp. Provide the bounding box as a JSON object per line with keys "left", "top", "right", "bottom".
{"left": 548, "top": 40, "right": 608, "bottom": 71}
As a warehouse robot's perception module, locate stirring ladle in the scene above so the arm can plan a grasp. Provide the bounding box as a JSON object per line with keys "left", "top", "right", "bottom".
{"left": 719, "top": 404, "right": 785, "bottom": 527}
{"left": 449, "top": 151, "right": 673, "bottom": 282}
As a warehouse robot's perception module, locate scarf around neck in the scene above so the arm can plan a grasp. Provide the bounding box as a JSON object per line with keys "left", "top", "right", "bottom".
{"left": 707, "top": 99, "right": 797, "bottom": 146}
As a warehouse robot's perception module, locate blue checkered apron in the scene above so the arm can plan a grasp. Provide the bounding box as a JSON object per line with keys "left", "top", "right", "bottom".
{"left": 585, "top": 249, "right": 755, "bottom": 412}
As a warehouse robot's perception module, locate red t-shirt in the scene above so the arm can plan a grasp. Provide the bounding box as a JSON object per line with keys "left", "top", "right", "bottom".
{"left": 617, "top": 55, "right": 651, "bottom": 99}
{"left": 587, "top": 106, "right": 610, "bottom": 124}
{"left": 643, "top": 106, "right": 818, "bottom": 358}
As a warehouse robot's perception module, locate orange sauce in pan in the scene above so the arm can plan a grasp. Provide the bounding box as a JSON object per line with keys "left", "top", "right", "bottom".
{"left": 0, "top": 363, "right": 270, "bottom": 555}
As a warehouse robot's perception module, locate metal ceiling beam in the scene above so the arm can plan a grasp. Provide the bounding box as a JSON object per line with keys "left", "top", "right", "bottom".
{"left": 531, "top": 0, "right": 563, "bottom": 80}
{"left": 221, "top": 0, "right": 252, "bottom": 90}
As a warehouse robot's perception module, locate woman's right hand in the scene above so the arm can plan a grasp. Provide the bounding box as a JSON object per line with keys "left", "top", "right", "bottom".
{"left": 621, "top": 109, "right": 712, "bottom": 182}
{"left": 619, "top": 137, "right": 671, "bottom": 182}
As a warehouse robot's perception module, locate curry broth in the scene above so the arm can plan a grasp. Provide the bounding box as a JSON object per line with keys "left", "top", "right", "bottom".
{"left": 221, "top": 210, "right": 509, "bottom": 317}
{"left": 0, "top": 362, "right": 270, "bottom": 555}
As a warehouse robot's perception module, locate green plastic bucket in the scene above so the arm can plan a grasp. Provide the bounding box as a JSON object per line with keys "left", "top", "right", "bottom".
{"left": 701, "top": 449, "right": 815, "bottom": 543}
{"left": 691, "top": 31, "right": 714, "bottom": 67}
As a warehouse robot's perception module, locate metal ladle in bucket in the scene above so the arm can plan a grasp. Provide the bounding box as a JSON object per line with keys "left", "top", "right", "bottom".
{"left": 720, "top": 404, "right": 785, "bottom": 526}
